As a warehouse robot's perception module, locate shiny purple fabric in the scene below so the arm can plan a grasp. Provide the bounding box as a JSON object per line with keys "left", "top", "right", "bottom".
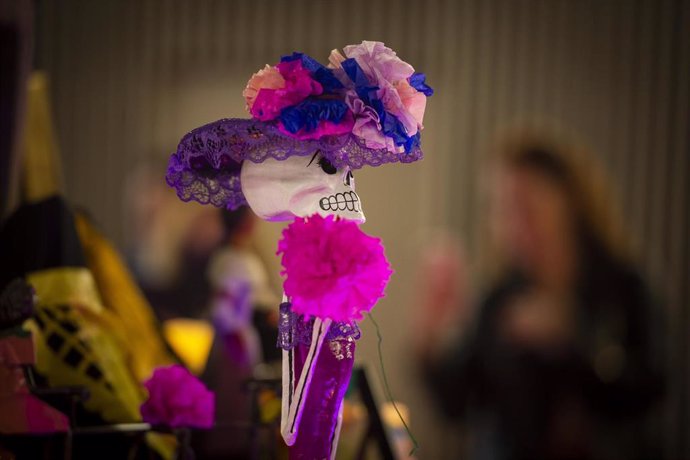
{"left": 289, "top": 338, "right": 355, "bottom": 460}
{"left": 165, "top": 118, "right": 423, "bottom": 210}
{"left": 277, "top": 302, "right": 361, "bottom": 350}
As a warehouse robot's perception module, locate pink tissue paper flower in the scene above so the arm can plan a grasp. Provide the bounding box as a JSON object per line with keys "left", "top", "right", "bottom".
{"left": 249, "top": 60, "right": 323, "bottom": 121}
{"left": 331, "top": 41, "right": 428, "bottom": 149}
{"left": 345, "top": 92, "right": 398, "bottom": 152}
{"left": 140, "top": 365, "right": 215, "bottom": 428}
{"left": 394, "top": 79, "right": 427, "bottom": 128}
{"left": 277, "top": 214, "right": 393, "bottom": 322}
{"left": 342, "top": 41, "right": 414, "bottom": 85}
{"left": 243, "top": 65, "right": 285, "bottom": 111}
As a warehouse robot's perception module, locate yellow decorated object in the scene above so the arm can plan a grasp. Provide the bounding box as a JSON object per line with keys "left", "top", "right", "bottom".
{"left": 24, "top": 268, "right": 177, "bottom": 459}
{"left": 74, "top": 213, "right": 176, "bottom": 382}
{"left": 15, "top": 73, "right": 179, "bottom": 458}
{"left": 25, "top": 268, "right": 144, "bottom": 422}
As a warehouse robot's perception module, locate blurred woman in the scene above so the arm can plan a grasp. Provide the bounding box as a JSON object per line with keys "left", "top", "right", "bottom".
{"left": 416, "top": 134, "right": 665, "bottom": 460}
{"left": 193, "top": 206, "right": 280, "bottom": 459}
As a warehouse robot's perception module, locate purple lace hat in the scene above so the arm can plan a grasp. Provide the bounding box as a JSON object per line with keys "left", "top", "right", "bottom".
{"left": 166, "top": 41, "right": 434, "bottom": 210}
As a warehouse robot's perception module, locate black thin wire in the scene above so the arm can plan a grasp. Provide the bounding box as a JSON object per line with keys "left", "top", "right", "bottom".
{"left": 367, "top": 312, "right": 419, "bottom": 455}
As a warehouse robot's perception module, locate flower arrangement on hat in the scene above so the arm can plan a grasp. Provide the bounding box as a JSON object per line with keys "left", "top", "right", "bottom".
{"left": 243, "top": 41, "right": 433, "bottom": 154}
{"left": 166, "top": 41, "right": 433, "bottom": 211}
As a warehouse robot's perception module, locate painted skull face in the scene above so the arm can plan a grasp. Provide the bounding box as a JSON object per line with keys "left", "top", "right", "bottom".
{"left": 240, "top": 152, "right": 365, "bottom": 223}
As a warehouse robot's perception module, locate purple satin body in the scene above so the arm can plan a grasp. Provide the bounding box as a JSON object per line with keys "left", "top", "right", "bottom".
{"left": 289, "top": 338, "right": 355, "bottom": 460}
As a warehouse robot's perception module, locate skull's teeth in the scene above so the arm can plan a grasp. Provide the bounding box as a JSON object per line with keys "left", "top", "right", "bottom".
{"left": 336, "top": 193, "right": 347, "bottom": 210}
{"left": 318, "top": 192, "right": 361, "bottom": 213}
{"left": 319, "top": 197, "right": 331, "bottom": 211}
{"left": 350, "top": 192, "right": 360, "bottom": 212}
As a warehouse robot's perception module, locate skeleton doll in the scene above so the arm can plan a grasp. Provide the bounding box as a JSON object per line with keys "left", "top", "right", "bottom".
{"left": 166, "top": 41, "right": 433, "bottom": 459}
{"left": 242, "top": 153, "right": 364, "bottom": 456}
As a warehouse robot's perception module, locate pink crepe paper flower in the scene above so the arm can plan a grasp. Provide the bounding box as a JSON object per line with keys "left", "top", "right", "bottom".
{"left": 140, "top": 365, "right": 215, "bottom": 428}
{"left": 333, "top": 41, "right": 428, "bottom": 148}
{"left": 342, "top": 41, "right": 418, "bottom": 136}
{"left": 249, "top": 60, "right": 323, "bottom": 121}
{"left": 243, "top": 65, "right": 285, "bottom": 111}
{"left": 395, "top": 79, "right": 427, "bottom": 129}
{"left": 277, "top": 214, "right": 392, "bottom": 323}
{"left": 379, "top": 84, "right": 420, "bottom": 136}
{"left": 345, "top": 92, "right": 398, "bottom": 152}
{"left": 342, "top": 41, "right": 414, "bottom": 85}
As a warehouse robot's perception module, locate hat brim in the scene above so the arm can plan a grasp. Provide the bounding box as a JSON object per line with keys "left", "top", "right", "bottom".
{"left": 165, "top": 118, "right": 423, "bottom": 210}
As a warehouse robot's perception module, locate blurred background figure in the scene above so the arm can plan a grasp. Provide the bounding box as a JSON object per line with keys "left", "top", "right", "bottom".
{"left": 416, "top": 133, "right": 665, "bottom": 460}
{"left": 191, "top": 207, "right": 281, "bottom": 459}
{"left": 127, "top": 194, "right": 282, "bottom": 458}
{"left": 207, "top": 207, "right": 281, "bottom": 368}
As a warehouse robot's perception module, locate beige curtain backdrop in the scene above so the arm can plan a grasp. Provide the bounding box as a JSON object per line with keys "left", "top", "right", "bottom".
{"left": 36, "top": 1, "right": 689, "bottom": 458}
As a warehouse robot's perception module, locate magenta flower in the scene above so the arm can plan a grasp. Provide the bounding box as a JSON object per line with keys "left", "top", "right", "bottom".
{"left": 277, "top": 214, "right": 393, "bottom": 323}
{"left": 140, "top": 365, "right": 215, "bottom": 428}
{"left": 250, "top": 60, "right": 323, "bottom": 121}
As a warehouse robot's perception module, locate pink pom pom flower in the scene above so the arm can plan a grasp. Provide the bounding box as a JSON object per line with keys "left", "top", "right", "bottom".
{"left": 140, "top": 365, "right": 215, "bottom": 429}
{"left": 277, "top": 214, "right": 393, "bottom": 323}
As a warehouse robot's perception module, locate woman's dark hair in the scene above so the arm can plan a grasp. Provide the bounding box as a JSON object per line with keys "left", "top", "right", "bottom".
{"left": 509, "top": 147, "right": 571, "bottom": 183}
{"left": 492, "top": 133, "right": 632, "bottom": 274}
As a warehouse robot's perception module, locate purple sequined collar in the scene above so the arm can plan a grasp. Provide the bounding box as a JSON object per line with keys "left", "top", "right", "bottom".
{"left": 277, "top": 302, "right": 361, "bottom": 350}
{"left": 165, "top": 118, "right": 422, "bottom": 210}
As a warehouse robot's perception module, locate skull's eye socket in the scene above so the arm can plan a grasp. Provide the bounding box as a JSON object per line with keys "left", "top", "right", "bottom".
{"left": 318, "top": 157, "right": 338, "bottom": 175}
